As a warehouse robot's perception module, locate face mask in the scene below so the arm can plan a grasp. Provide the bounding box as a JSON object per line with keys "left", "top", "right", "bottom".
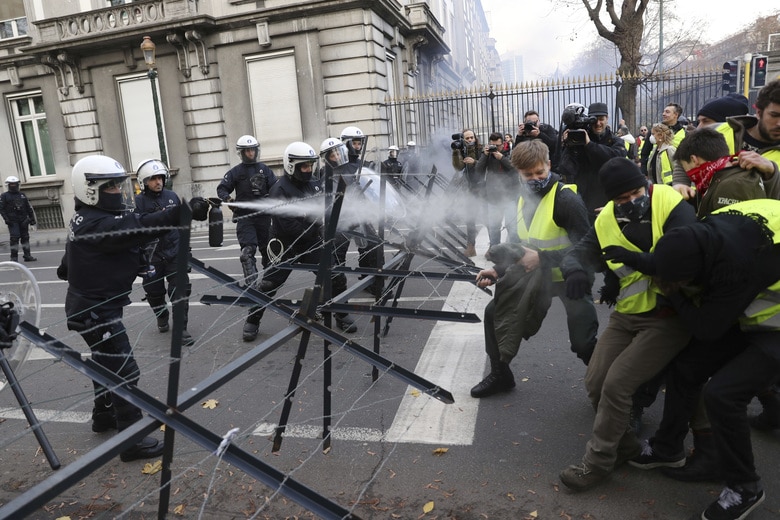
{"left": 649, "top": 134, "right": 657, "bottom": 145}
{"left": 293, "top": 165, "right": 313, "bottom": 183}
{"left": 615, "top": 194, "right": 650, "bottom": 222}
{"left": 526, "top": 173, "right": 552, "bottom": 193}
{"left": 98, "top": 190, "right": 125, "bottom": 212}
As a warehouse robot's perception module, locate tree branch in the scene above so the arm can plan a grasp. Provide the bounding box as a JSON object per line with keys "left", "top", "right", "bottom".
{"left": 582, "top": 0, "right": 615, "bottom": 42}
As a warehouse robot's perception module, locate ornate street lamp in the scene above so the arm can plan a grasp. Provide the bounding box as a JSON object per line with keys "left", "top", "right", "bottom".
{"left": 140, "top": 36, "right": 168, "bottom": 165}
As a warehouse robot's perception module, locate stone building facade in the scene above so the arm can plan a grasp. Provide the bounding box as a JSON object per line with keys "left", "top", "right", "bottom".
{"left": 0, "top": 0, "right": 494, "bottom": 227}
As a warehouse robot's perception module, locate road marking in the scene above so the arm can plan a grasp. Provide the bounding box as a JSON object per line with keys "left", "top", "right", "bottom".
{"left": 253, "top": 422, "right": 384, "bottom": 443}
{"left": 0, "top": 407, "right": 90, "bottom": 424}
{"left": 384, "top": 280, "right": 490, "bottom": 445}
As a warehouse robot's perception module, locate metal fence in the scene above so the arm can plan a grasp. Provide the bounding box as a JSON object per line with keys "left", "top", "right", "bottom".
{"left": 384, "top": 68, "right": 755, "bottom": 146}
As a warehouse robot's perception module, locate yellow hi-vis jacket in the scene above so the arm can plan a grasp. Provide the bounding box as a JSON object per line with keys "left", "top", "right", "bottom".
{"left": 594, "top": 184, "right": 682, "bottom": 314}
{"left": 715, "top": 122, "right": 780, "bottom": 170}
{"left": 712, "top": 200, "right": 780, "bottom": 330}
{"left": 516, "top": 182, "right": 574, "bottom": 282}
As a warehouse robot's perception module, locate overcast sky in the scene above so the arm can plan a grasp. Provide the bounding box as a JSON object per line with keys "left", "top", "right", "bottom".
{"left": 480, "top": 0, "right": 779, "bottom": 80}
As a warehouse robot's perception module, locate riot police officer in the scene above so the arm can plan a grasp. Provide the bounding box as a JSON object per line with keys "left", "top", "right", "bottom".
{"left": 61, "top": 155, "right": 207, "bottom": 461}
{"left": 134, "top": 159, "right": 194, "bottom": 346}
{"left": 0, "top": 176, "right": 37, "bottom": 262}
{"left": 261, "top": 141, "right": 357, "bottom": 332}
{"left": 380, "top": 145, "right": 404, "bottom": 187}
{"left": 216, "top": 135, "right": 277, "bottom": 341}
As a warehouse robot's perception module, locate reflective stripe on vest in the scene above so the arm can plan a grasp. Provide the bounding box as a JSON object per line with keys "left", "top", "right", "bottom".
{"left": 594, "top": 184, "right": 683, "bottom": 314}
{"left": 712, "top": 200, "right": 780, "bottom": 330}
{"left": 517, "top": 182, "right": 573, "bottom": 282}
{"left": 659, "top": 147, "right": 674, "bottom": 185}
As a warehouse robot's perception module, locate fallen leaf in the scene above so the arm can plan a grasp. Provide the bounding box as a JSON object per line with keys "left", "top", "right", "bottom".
{"left": 530, "top": 511, "right": 538, "bottom": 518}
{"left": 160, "top": 425, "right": 166, "bottom": 432}
{"left": 410, "top": 389, "right": 421, "bottom": 397}
{"left": 142, "top": 460, "right": 162, "bottom": 475}
{"left": 173, "top": 504, "right": 185, "bottom": 515}
{"left": 507, "top": 492, "right": 515, "bottom": 501}
{"left": 432, "top": 447, "right": 448, "bottom": 456}
{"left": 423, "top": 501, "right": 434, "bottom": 513}
{"left": 521, "top": 377, "right": 529, "bottom": 382}
{"left": 202, "top": 399, "right": 219, "bottom": 409}
{"left": 55, "top": 517, "right": 72, "bottom": 520}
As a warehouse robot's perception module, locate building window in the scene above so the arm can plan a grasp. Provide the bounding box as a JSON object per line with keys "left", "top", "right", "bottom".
{"left": 245, "top": 50, "right": 303, "bottom": 160}
{"left": 7, "top": 93, "right": 55, "bottom": 178}
{"left": 0, "top": 0, "right": 27, "bottom": 40}
{"left": 117, "top": 73, "right": 168, "bottom": 171}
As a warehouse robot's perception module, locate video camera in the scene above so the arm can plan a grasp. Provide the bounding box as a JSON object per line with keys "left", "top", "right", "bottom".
{"left": 561, "top": 104, "right": 596, "bottom": 146}
{"left": 451, "top": 132, "right": 465, "bottom": 152}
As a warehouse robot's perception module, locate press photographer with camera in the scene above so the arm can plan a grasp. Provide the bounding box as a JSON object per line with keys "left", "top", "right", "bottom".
{"left": 514, "top": 110, "right": 558, "bottom": 157}
{"left": 476, "top": 132, "right": 520, "bottom": 247}
{"left": 557, "top": 102, "right": 626, "bottom": 221}
{"left": 451, "top": 129, "right": 484, "bottom": 257}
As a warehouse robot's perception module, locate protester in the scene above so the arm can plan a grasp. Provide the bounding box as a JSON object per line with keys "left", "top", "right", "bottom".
{"left": 558, "top": 157, "right": 696, "bottom": 492}
{"left": 470, "top": 140, "right": 598, "bottom": 398}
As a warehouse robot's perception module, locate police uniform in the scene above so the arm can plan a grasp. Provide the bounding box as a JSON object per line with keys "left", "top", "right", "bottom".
{"left": 0, "top": 183, "right": 36, "bottom": 261}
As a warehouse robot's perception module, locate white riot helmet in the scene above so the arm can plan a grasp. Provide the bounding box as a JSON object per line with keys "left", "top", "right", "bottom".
{"left": 340, "top": 126, "right": 366, "bottom": 158}
{"left": 407, "top": 140, "right": 416, "bottom": 148}
{"left": 136, "top": 159, "right": 169, "bottom": 191}
{"left": 72, "top": 155, "right": 133, "bottom": 212}
{"left": 236, "top": 134, "right": 260, "bottom": 164}
{"left": 388, "top": 145, "right": 399, "bottom": 159}
{"left": 4, "top": 176, "right": 20, "bottom": 184}
{"left": 319, "top": 137, "right": 349, "bottom": 169}
{"left": 283, "top": 141, "right": 318, "bottom": 182}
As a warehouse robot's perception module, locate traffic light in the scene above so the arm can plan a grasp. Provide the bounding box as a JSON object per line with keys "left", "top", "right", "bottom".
{"left": 723, "top": 60, "right": 739, "bottom": 93}
{"left": 752, "top": 55, "right": 768, "bottom": 88}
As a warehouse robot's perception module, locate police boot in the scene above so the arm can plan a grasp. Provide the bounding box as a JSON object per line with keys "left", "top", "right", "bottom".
{"left": 660, "top": 429, "right": 720, "bottom": 482}
{"left": 115, "top": 403, "right": 164, "bottom": 462}
{"left": 91, "top": 391, "right": 115, "bottom": 433}
{"left": 180, "top": 301, "right": 195, "bottom": 346}
{"left": 335, "top": 313, "right": 357, "bottom": 333}
{"left": 470, "top": 360, "right": 515, "bottom": 398}
{"left": 243, "top": 307, "right": 262, "bottom": 342}
{"left": 750, "top": 385, "right": 780, "bottom": 431}
{"left": 146, "top": 294, "right": 169, "bottom": 333}
{"left": 240, "top": 246, "right": 259, "bottom": 288}
{"left": 22, "top": 245, "right": 36, "bottom": 262}
{"left": 9, "top": 242, "right": 18, "bottom": 262}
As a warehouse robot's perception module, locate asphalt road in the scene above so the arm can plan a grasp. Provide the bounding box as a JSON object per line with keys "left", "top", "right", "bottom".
{"left": 0, "top": 227, "right": 779, "bottom": 519}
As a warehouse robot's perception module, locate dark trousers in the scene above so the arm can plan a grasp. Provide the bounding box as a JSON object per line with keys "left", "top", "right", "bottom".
{"left": 653, "top": 325, "right": 780, "bottom": 486}
{"left": 7, "top": 221, "right": 31, "bottom": 258}
{"left": 78, "top": 312, "right": 143, "bottom": 430}
{"left": 236, "top": 215, "right": 272, "bottom": 268}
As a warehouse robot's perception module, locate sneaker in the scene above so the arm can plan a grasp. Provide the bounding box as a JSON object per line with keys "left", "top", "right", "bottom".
{"left": 701, "top": 486, "right": 765, "bottom": 520}
{"left": 120, "top": 436, "right": 165, "bottom": 462}
{"left": 629, "top": 439, "right": 685, "bottom": 470}
{"left": 559, "top": 462, "right": 608, "bottom": 492}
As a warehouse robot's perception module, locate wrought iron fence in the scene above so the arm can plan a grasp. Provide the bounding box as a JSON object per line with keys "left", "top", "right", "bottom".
{"left": 384, "top": 68, "right": 754, "bottom": 147}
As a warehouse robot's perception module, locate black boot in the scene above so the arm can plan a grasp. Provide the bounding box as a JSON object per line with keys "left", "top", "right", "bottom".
{"left": 335, "top": 313, "right": 357, "bottom": 333}
{"left": 22, "top": 245, "right": 36, "bottom": 262}
{"left": 749, "top": 385, "right": 780, "bottom": 431}
{"left": 147, "top": 295, "right": 169, "bottom": 333}
{"left": 120, "top": 436, "right": 165, "bottom": 462}
{"left": 91, "top": 392, "right": 115, "bottom": 433}
{"left": 470, "top": 361, "right": 515, "bottom": 398}
{"left": 660, "top": 429, "right": 720, "bottom": 482}
{"left": 243, "top": 308, "right": 262, "bottom": 342}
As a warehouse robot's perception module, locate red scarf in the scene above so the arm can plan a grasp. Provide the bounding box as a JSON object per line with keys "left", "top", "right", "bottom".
{"left": 686, "top": 155, "right": 736, "bottom": 193}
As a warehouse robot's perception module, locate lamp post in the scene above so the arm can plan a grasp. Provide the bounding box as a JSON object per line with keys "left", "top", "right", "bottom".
{"left": 140, "top": 36, "right": 168, "bottom": 165}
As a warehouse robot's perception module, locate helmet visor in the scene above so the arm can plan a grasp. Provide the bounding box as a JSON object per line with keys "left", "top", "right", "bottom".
{"left": 97, "top": 176, "right": 135, "bottom": 212}
{"left": 322, "top": 144, "right": 349, "bottom": 168}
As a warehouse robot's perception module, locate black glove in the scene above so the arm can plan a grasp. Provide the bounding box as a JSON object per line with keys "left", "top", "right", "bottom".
{"left": 189, "top": 197, "right": 209, "bottom": 221}
{"left": 565, "top": 270, "right": 591, "bottom": 300}
{"left": 602, "top": 246, "right": 656, "bottom": 274}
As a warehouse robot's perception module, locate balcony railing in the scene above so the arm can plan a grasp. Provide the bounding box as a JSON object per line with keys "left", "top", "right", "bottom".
{"left": 34, "top": 0, "right": 199, "bottom": 44}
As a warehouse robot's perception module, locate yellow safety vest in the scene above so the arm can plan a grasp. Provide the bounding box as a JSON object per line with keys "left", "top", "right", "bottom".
{"left": 516, "top": 182, "right": 574, "bottom": 282}
{"left": 712, "top": 200, "right": 780, "bottom": 330}
{"left": 594, "top": 184, "right": 683, "bottom": 314}
{"left": 656, "top": 146, "right": 674, "bottom": 185}
{"left": 716, "top": 122, "right": 780, "bottom": 170}
{"left": 649, "top": 127, "right": 685, "bottom": 184}
{"left": 671, "top": 127, "right": 686, "bottom": 147}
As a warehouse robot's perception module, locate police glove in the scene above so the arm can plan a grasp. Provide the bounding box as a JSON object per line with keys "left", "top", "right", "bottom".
{"left": 601, "top": 246, "right": 656, "bottom": 275}
{"left": 189, "top": 197, "right": 209, "bottom": 221}
{"left": 565, "top": 270, "right": 590, "bottom": 300}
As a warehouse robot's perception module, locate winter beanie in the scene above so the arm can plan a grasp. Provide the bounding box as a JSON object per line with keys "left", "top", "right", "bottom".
{"left": 599, "top": 157, "right": 647, "bottom": 200}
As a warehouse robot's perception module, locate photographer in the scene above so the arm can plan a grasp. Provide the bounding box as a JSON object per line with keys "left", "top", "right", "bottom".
{"left": 476, "top": 132, "right": 520, "bottom": 247}
{"left": 451, "top": 129, "right": 483, "bottom": 257}
{"left": 557, "top": 102, "right": 626, "bottom": 221}
{"left": 514, "top": 110, "right": 558, "bottom": 156}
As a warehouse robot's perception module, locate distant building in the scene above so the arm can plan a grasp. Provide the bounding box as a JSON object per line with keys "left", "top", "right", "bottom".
{"left": 501, "top": 54, "right": 524, "bottom": 85}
